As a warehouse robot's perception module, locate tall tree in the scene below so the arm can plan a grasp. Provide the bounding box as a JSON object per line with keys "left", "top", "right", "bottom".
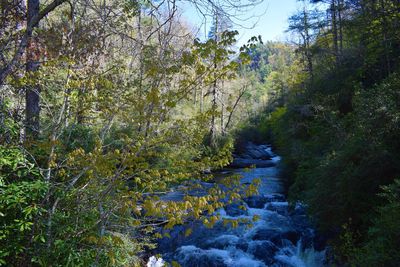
{"left": 288, "top": 3, "right": 322, "bottom": 78}
{"left": 25, "top": 0, "right": 40, "bottom": 137}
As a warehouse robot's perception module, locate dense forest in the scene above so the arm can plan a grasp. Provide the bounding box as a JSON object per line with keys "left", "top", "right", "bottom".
{"left": 1, "top": 0, "right": 400, "bottom": 266}
{"left": 246, "top": 0, "right": 400, "bottom": 265}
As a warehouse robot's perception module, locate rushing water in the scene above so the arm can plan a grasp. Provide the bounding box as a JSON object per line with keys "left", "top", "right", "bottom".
{"left": 152, "top": 146, "right": 327, "bottom": 267}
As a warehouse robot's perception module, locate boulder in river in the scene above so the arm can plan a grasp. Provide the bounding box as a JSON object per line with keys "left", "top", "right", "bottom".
{"left": 240, "top": 142, "right": 273, "bottom": 160}
{"left": 271, "top": 230, "right": 301, "bottom": 246}
{"left": 247, "top": 240, "right": 278, "bottom": 265}
{"left": 251, "top": 228, "right": 277, "bottom": 241}
{"left": 251, "top": 227, "right": 301, "bottom": 247}
{"left": 204, "top": 235, "right": 240, "bottom": 250}
{"left": 229, "top": 158, "right": 276, "bottom": 168}
{"left": 224, "top": 202, "right": 248, "bottom": 217}
{"left": 229, "top": 142, "right": 277, "bottom": 168}
{"left": 265, "top": 202, "right": 289, "bottom": 216}
{"left": 176, "top": 246, "right": 229, "bottom": 267}
{"left": 244, "top": 195, "right": 268, "bottom": 209}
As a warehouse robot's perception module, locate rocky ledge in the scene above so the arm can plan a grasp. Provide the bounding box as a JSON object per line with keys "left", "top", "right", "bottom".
{"left": 229, "top": 142, "right": 276, "bottom": 168}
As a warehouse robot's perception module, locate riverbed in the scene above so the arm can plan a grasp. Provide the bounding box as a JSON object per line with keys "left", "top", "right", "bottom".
{"left": 152, "top": 144, "right": 327, "bottom": 267}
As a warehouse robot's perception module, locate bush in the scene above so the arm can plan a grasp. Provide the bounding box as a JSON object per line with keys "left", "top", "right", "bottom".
{"left": 0, "top": 146, "right": 47, "bottom": 266}
{"left": 351, "top": 180, "right": 400, "bottom": 266}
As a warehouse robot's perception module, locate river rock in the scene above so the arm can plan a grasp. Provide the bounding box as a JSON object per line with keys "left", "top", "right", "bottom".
{"left": 224, "top": 202, "right": 248, "bottom": 217}
{"left": 247, "top": 240, "right": 277, "bottom": 265}
{"left": 241, "top": 142, "right": 273, "bottom": 160}
{"left": 229, "top": 158, "right": 276, "bottom": 168}
{"left": 251, "top": 227, "right": 301, "bottom": 247}
{"left": 235, "top": 239, "right": 249, "bottom": 252}
{"left": 244, "top": 195, "right": 268, "bottom": 209}
{"left": 265, "top": 202, "right": 289, "bottom": 216}
{"left": 251, "top": 228, "right": 277, "bottom": 241}
{"left": 182, "top": 254, "right": 227, "bottom": 267}
{"left": 265, "top": 193, "right": 286, "bottom": 202}
{"left": 270, "top": 230, "right": 301, "bottom": 246}
{"left": 299, "top": 228, "right": 315, "bottom": 249}
{"left": 229, "top": 142, "right": 276, "bottom": 168}
{"left": 176, "top": 246, "right": 228, "bottom": 267}
{"left": 205, "top": 235, "right": 240, "bottom": 249}
{"left": 157, "top": 225, "right": 186, "bottom": 252}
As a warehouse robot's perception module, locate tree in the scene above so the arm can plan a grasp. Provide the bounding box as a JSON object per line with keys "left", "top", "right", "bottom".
{"left": 0, "top": 0, "right": 268, "bottom": 265}
{"left": 258, "top": 0, "right": 400, "bottom": 264}
{"left": 288, "top": 2, "right": 323, "bottom": 78}
{"left": 25, "top": 0, "right": 41, "bottom": 137}
{"left": 0, "top": 0, "right": 67, "bottom": 85}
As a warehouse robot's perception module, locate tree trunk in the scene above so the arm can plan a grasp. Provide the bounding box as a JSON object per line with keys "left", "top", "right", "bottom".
{"left": 224, "top": 87, "right": 246, "bottom": 132}
{"left": 220, "top": 82, "right": 224, "bottom": 135}
{"left": 25, "top": 0, "right": 40, "bottom": 138}
{"left": 210, "top": 77, "right": 218, "bottom": 147}
{"left": 331, "top": 0, "right": 339, "bottom": 62}
{"left": 379, "top": 0, "right": 391, "bottom": 75}
{"left": 338, "top": 0, "right": 344, "bottom": 53}
{"left": 302, "top": 7, "right": 313, "bottom": 78}
{"left": 0, "top": 0, "right": 66, "bottom": 86}
{"left": 209, "top": 13, "right": 218, "bottom": 148}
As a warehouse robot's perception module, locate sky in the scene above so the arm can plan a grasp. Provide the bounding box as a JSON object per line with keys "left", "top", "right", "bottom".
{"left": 178, "top": 0, "right": 301, "bottom": 46}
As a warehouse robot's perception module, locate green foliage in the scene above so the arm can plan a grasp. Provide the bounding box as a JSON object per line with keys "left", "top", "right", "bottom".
{"left": 60, "top": 124, "right": 96, "bottom": 153}
{"left": 0, "top": 99, "right": 19, "bottom": 144}
{"left": 244, "top": 0, "right": 400, "bottom": 263}
{"left": 263, "top": 70, "right": 400, "bottom": 251}
{"left": 351, "top": 179, "right": 400, "bottom": 266}
{"left": 0, "top": 14, "right": 262, "bottom": 266}
{"left": 0, "top": 145, "right": 47, "bottom": 266}
{"left": 233, "top": 114, "right": 271, "bottom": 154}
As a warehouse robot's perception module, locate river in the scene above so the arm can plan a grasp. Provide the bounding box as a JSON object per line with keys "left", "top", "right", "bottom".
{"left": 150, "top": 144, "right": 327, "bottom": 267}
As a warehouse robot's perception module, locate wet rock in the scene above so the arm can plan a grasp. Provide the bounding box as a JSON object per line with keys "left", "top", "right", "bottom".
{"left": 181, "top": 254, "right": 227, "bottom": 267}
{"left": 244, "top": 195, "right": 268, "bottom": 209}
{"left": 229, "top": 158, "right": 276, "bottom": 168}
{"left": 241, "top": 153, "right": 254, "bottom": 159}
{"left": 236, "top": 240, "right": 249, "bottom": 252}
{"left": 300, "top": 228, "right": 315, "bottom": 249}
{"left": 204, "top": 235, "right": 240, "bottom": 250}
{"left": 251, "top": 228, "right": 278, "bottom": 241}
{"left": 157, "top": 225, "right": 186, "bottom": 252}
{"left": 265, "top": 194, "right": 286, "bottom": 202}
{"left": 244, "top": 150, "right": 271, "bottom": 160}
{"left": 242, "top": 142, "right": 273, "bottom": 160}
{"left": 291, "top": 216, "right": 312, "bottom": 238}
{"left": 289, "top": 202, "right": 307, "bottom": 216}
{"left": 225, "top": 202, "right": 248, "bottom": 217}
{"left": 176, "top": 246, "right": 228, "bottom": 267}
{"left": 251, "top": 228, "right": 301, "bottom": 247}
{"left": 265, "top": 202, "right": 289, "bottom": 216}
{"left": 271, "top": 230, "right": 301, "bottom": 246}
{"left": 248, "top": 241, "right": 277, "bottom": 265}
{"left": 275, "top": 238, "right": 294, "bottom": 248}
